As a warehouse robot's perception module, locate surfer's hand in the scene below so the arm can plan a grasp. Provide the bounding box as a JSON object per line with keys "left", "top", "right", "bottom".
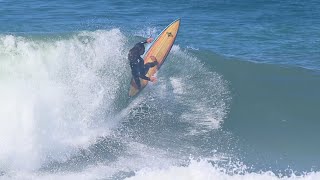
{"left": 150, "top": 76, "right": 157, "bottom": 83}
{"left": 150, "top": 56, "right": 157, "bottom": 61}
{"left": 146, "top": 38, "right": 153, "bottom": 43}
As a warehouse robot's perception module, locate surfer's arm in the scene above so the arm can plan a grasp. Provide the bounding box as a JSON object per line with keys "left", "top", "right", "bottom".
{"left": 134, "top": 38, "right": 153, "bottom": 50}
{"left": 139, "top": 38, "right": 153, "bottom": 44}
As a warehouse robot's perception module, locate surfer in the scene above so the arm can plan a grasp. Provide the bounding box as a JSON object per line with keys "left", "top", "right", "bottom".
{"left": 128, "top": 38, "right": 158, "bottom": 89}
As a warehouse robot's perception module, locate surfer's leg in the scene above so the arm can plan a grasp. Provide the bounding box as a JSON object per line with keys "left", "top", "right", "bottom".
{"left": 131, "top": 65, "right": 142, "bottom": 89}
{"left": 133, "top": 75, "right": 141, "bottom": 89}
{"left": 143, "top": 61, "right": 158, "bottom": 75}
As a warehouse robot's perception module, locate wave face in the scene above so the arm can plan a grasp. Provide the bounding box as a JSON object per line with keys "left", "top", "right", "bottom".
{"left": 198, "top": 51, "right": 320, "bottom": 170}
{"left": 0, "top": 30, "right": 320, "bottom": 180}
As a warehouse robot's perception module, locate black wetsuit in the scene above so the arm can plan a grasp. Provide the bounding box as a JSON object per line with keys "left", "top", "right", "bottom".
{"left": 128, "top": 41, "right": 158, "bottom": 89}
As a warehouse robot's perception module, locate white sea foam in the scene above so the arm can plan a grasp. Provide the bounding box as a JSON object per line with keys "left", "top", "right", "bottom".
{"left": 170, "top": 77, "right": 184, "bottom": 95}
{"left": 126, "top": 159, "right": 320, "bottom": 180}
{"left": 0, "top": 29, "right": 126, "bottom": 171}
{"left": 168, "top": 46, "right": 231, "bottom": 132}
{"left": 3, "top": 158, "right": 319, "bottom": 180}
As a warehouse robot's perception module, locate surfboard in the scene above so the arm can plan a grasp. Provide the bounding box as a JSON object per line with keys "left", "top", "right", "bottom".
{"left": 128, "top": 19, "right": 181, "bottom": 97}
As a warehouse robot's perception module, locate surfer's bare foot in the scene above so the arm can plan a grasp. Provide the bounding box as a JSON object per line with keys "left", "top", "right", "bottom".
{"left": 150, "top": 76, "right": 157, "bottom": 83}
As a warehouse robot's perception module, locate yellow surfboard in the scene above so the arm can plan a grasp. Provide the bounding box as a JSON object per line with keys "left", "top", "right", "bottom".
{"left": 129, "top": 19, "right": 181, "bottom": 97}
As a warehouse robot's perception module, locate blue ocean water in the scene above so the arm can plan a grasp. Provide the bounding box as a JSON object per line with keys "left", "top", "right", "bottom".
{"left": 0, "top": 1, "right": 320, "bottom": 179}
{"left": 1, "top": 0, "right": 319, "bottom": 69}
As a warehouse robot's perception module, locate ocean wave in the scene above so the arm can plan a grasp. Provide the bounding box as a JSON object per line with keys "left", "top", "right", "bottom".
{"left": 1, "top": 28, "right": 319, "bottom": 179}
{"left": 0, "top": 29, "right": 127, "bottom": 171}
